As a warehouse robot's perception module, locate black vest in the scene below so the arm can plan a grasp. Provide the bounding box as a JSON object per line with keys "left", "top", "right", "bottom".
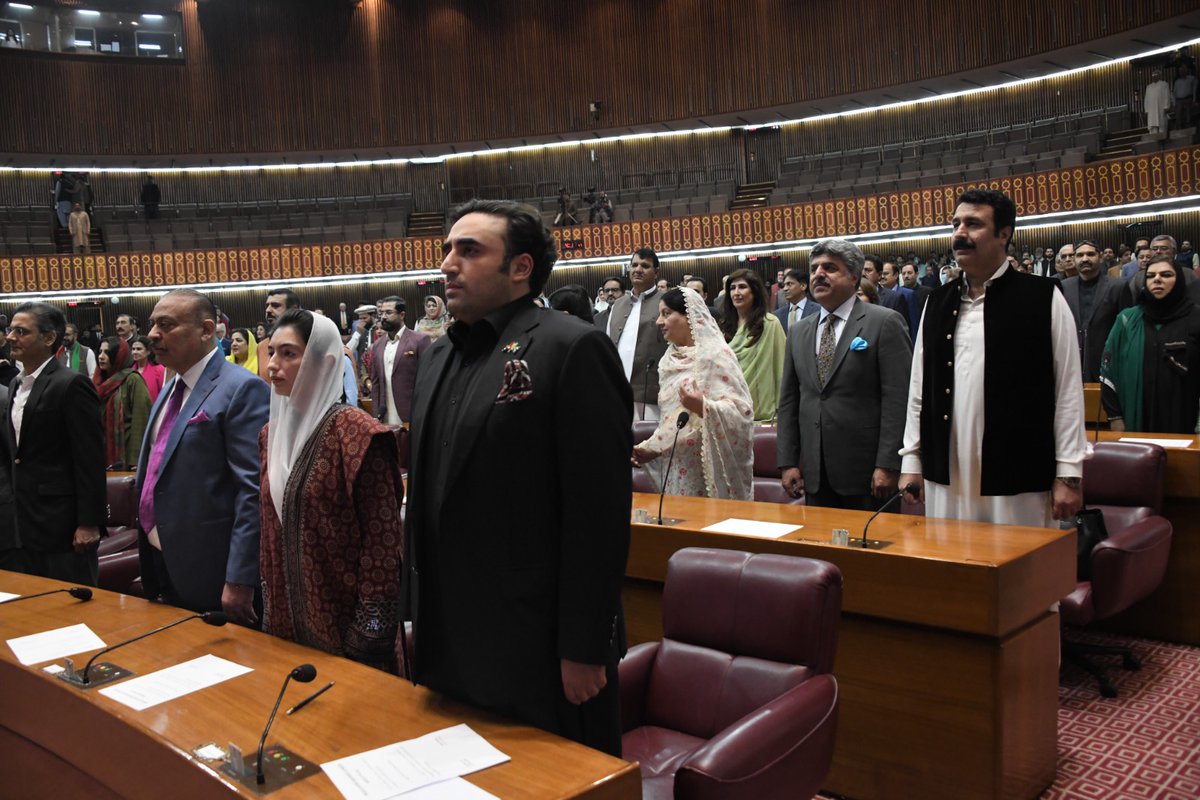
{"left": 921, "top": 268, "right": 1057, "bottom": 495}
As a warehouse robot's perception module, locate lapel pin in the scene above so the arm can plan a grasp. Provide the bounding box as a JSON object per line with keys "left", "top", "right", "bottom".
{"left": 502, "top": 341, "right": 521, "bottom": 354}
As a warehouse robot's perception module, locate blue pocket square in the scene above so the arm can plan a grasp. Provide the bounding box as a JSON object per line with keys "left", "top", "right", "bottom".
{"left": 850, "top": 337, "right": 869, "bottom": 351}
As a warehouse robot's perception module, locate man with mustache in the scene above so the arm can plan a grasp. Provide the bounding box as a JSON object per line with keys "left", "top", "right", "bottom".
{"left": 899, "top": 189, "right": 1086, "bottom": 527}
{"left": 1061, "top": 240, "right": 1123, "bottom": 382}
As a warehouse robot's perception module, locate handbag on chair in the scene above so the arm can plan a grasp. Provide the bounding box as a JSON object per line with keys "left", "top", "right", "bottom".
{"left": 1074, "top": 507, "right": 1109, "bottom": 581}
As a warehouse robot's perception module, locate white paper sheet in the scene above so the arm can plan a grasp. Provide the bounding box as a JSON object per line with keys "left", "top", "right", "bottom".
{"left": 0, "top": 591, "right": 20, "bottom": 602}
{"left": 321, "top": 724, "right": 509, "bottom": 800}
{"left": 98, "top": 654, "right": 252, "bottom": 710}
{"left": 6, "top": 623, "right": 106, "bottom": 665}
{"left": 401, "top": 778, "right": 498, "bottom": 799}
{"left": 1117, "top": 437, "right": 1195, "bottom": 449}
{"left": 702, "top": 517, "right": 803, "bottom": 538}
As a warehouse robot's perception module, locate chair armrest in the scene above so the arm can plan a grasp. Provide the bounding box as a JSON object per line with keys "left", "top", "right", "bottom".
{"left": 675, "top": 674, "right": 838, "bottom": 800}
{"left": 618, "top": 641, "right": 660, "bottom": 732}
{"left": 1090, "top": 516, "right": 1173, "bottom": 620}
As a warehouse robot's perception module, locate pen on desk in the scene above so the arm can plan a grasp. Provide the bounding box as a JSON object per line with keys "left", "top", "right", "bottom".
{"left": 286, "top": 681, "right": 334, "bottom": 715}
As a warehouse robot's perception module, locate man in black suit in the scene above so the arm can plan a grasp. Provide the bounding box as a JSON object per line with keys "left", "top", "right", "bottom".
{"left": 405, "top": 199, "right": 632, "bottom": 756}
{"left": 1061, "top": 240, "right": 1122, "bottom": 382}
{"left": 2, "top": 302, "right": 105, "bottom": 583}
{"left": 900, "top": 262, "right": 933, "bottom": 318}
{"left": 862, "top": 254, "right": 908, "bottom": 316}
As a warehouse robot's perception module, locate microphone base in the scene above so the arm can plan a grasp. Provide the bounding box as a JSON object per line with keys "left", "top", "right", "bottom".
{"left": 56, "top": 661, "right": 134, "bottom": 688}
{"left": 857, "top": 538, "right": 894, "bottom": 550}
{"left": 220, "top": 744, "right": 318, "bottom": 794}
{"left": 652, "top": 517, "right": 685, "bottom": 527}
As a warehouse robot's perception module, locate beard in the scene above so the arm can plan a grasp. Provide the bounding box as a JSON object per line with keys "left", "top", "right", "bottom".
{"left": 379, "top": 317, "right": 399, "bottom": 333}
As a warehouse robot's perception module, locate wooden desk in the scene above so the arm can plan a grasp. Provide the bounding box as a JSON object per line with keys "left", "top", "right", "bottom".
{"left": 1091, "top": 431, "right": 1200, "bottom": 645}
{"left": 625, "top": 493, "right": 1075, "bottom": 800}
{"left": 0, "top": 572, "right": 640, "bottom": 800}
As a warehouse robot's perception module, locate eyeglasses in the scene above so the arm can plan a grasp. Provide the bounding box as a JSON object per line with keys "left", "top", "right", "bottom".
{"left": 602, "top": 288, "right": 622, "bottom": 295}
{"left": 5, "top": 326, "right": 35, "bottom": 337}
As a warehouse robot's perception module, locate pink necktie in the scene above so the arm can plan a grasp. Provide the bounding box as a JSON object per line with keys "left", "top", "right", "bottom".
{"left": 138, "top": 379, "right": 185, "bottom": 533}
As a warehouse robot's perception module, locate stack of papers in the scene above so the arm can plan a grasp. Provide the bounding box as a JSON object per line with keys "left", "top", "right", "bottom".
{"left": 6, "top": 623, "right": 105, "bottom": 665}
{"left": 99, "top": 654, "right": 253, "bottom": 710}
{"left": 702, "top": 518, "right": 802, "bottom": 539}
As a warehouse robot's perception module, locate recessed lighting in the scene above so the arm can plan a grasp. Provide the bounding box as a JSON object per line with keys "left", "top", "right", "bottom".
{"left": 73, "top": 39, "right": 92, "bottom": 47}
{"left": 137, "top": 43, "right": 161, "bottom": 50}
{"left": 77, "top": 9, "right": 100, "bottom": 16}
{"left": 141, "top": 13, "right": 163, "bottom": 21}
{"left": 9, "top": 3, "right": 35, "bottom": 11}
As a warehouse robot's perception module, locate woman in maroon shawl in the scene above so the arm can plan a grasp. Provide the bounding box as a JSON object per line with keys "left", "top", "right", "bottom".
{"left": 259, "top": 309, "right": 404, "bottom": 673}
{"left": 94, "top": 337, "right": 151, "bottom": 470}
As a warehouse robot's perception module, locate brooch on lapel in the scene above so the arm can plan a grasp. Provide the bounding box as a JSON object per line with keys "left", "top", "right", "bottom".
{"left": 850, "top": 337, "right": 869, "bottom": 351}
{"left": 502, "top": 341, "right": 522, "bottom": 354}
{"left": 496, "top": 359, "right": 533, "bottom": 404}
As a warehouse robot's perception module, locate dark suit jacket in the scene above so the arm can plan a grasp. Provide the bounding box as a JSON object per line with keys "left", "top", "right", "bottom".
{"left": 877, "top": 285, "right": 906, "bottom": 314}
{"left": 772, "top": 298, "right": 820, "bottom": 335}
{"left": 777, "top": 299, "right": 912, "bottom": 496}
{"left": 406, "top": 303, "right": 632, "bottom": 712}
{"left": 1061, "top": 274, "right": 1122, "bottom": 382}
{"left": 1, "top": 359, "right": 105, "bottom": 554}
{"left": 367, "top": 327, "right": 430, "bottom": 424}
{"left": 604, "top": 288, "right": 667, "bottom": 406}
{"left": 136, "top": 352, "right": 270, "bottom": 612}
{"left": 0, "top": 385, "right": 16, "bottom": 553}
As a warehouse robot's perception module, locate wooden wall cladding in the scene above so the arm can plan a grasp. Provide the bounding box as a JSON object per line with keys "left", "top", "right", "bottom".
{"left": 0, "top": 0, "right": 1193, "bottom": 157}
{"left": 4, "top": 146, "right": 1196, "bottom": 295}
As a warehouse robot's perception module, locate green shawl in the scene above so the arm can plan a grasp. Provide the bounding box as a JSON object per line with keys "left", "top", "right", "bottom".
{"left": 1099, "top": 306, "right": 1145, "bottom": 431}
{"left": 729, "top": 312, "right": 786, "bottom": 423}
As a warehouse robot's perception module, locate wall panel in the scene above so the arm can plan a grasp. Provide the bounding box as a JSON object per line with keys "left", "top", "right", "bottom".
{"left": 0, "top": 0, "right": 1192, "bottom": 157}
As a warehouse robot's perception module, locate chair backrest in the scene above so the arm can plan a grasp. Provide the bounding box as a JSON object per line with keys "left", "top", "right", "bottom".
{"left": 644, "top": 548, "right": 842, "bottom": 739}
{"left": 1083, "top": 441, "right": 1166, "bottom": 521}
{"left": 106, "top": 474, "right": 138, "bottom": 528}
{"left": 752, "top": 426, "right": 782, "bottom": 479}
{"left": 632, "top": 420, "right": 657, "bottom": 446}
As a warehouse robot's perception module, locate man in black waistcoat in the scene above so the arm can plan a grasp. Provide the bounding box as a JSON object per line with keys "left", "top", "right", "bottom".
{"left": 898, "top": 189, "right": 1087, "bottom": 527}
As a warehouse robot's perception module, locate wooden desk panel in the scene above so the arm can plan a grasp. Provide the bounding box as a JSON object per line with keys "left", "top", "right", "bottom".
{"left": 1090, "top": 432, "right": 1200, "bottom": 645}
{"left": 0, "top": 572, "right": 640, "bottom": 800}
{"left": 625, "top": 493, "right": 1073, "bottom": 800}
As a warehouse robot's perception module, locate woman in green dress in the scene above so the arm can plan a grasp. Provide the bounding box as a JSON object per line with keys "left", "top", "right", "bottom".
{"left": 719, "top": 268, "right": 786, "bottom": 423}
{"left": 94, "top": 337, "right": 151, "bottom": 470}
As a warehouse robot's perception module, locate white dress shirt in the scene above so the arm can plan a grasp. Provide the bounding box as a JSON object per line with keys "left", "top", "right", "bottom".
{"left": 10, "top": 357, "right": 53, "bottom": 448}
{"left": 615, "top": 287, "right": 656, "bottom": 381}
{"left": 383, "top": 327, "right": 405, "bottom": 426}
{"left": 814, "top": 295, "right": 856, "bottom": 355}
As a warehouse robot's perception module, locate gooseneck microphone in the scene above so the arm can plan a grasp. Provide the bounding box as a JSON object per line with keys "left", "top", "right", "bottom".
{"left": 657, "top": 412, "right": 691, "bottom": 525}
{"left": 77, "top": 611, "right": 227, "bottom": 684}
{"left": 861, "top": 483, "right": 920, "bottom": 548}
{"left": 0, "top": 587, "right": 93, "bottom": 605}
{"left": 640, "top": 360, "right": 653, "bottom": 421}
{"left": 257, "top": 664, "right": 318, "bottom": 786}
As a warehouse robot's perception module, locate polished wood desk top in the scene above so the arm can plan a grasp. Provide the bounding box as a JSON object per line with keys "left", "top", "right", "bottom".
{"left": 630, "top": 493, "right": 1075, "bottom": 639}
{"left": 0, "top": 572, "right": 639, "bottom": 800}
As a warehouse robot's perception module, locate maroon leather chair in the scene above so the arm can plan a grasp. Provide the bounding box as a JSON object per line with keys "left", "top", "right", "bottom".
{"left": 752, "top": 426, "right": 803, "bottom": 505}
{"left": 620, "top": 548, "right": 841, "bottom": 800}
{"left": 1060, "top": 442, "right": 1173, "bottom": 697}
{"left": 632, "top": 420, "right": 659, "bottom": 493}
{"left": 98, "top": 474, "right": 143, "bottom": 595}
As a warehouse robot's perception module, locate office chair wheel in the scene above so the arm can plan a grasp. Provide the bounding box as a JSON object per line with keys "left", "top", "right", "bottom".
{"left": 1122, "top": 653, "right": 1141, "bottom": 671}
{"left": 1098, "top": 680, "right": 1118, "bottom": 698}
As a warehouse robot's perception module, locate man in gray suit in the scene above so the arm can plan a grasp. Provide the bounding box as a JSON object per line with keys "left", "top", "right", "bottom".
{"left": 1061, "top": 239, "right": 1122, "bottom": 382}
{"left": 777, "top": 239, "right": 912, "bottom": 510}
{"left": 772, "top": 267, "right": 819, "bottom": 334}
{"left": 604, "top": 248, "right": 668, "bottom": 420}
{"left": 137, "top": 289, "right": 270, "bottom": 625}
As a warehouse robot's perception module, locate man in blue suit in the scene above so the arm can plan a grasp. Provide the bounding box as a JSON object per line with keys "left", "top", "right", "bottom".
{"left": 136, "top": 289, "right": 270, "bottom": 625}
{"left": 772, "top": 267, "right": 820, "bottom": 334}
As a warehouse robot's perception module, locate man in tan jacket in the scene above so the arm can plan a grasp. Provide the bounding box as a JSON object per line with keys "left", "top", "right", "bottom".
{"left": 68, "top": 203, "right": 90, "bottom": 254}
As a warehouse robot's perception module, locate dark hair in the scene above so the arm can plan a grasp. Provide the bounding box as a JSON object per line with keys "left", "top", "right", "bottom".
{"left": 956, "top": 189, "right": 1017, "bottom": 244}
{"left": 162, "top": 289, "right": 217, "bottom": 324}
{"left": 784, "top": 268, "right": 809, "bottom": 285}
{"left": 684, "top": 276, "right": 708, "bottom": 294}
{"left": 857, "top": 277, "right": 880, "bottom": 304}
{"left": 116, "top": 313, "right": 139, "bottom": 329}
{"left": 661, "top": 287, "right": 687, "bottom": 315}
{"left": 719, "top": 268, "right": 768, "bottom": 343}
{"left": 449, "top": 199, "right": 557, "bottom": 296}
{"left": 266, "top": 288, "right": 302, "bottom": 309}
{"left": 378, "top": 294, "right": 405, "bottom": 311}
{"left": 273, "top": 308, "right": 315, "bottom": 345}
{"left": 13, "top": 301, "right": 66, "bottom": 351}
{"left": 98, "top": 336, "right": 131, "bottom": 377}
{"left": 1074, "top": 239, "right": 1101, "bottom": 252}
{"left": 133, "top": 334, "right": 158, "bottom": 364}
{"left": 231, "top": 328, "right": 251, "bottom": 345}
{"left": 602, "top": 275, "right": 626, "bottom": 290}
{"left": 631, "top": 247, "right": 660, "bottom": 272}
{"left": 547, "top": 284, "right": 595, "bottom": 323}
{"left": 863, "top": 253, "right": 883, "bottom": 271}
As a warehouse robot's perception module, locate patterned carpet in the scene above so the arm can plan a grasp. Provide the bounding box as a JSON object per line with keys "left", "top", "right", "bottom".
{"left": 1046, "top": 632, "right": 1200, "bottom": 800}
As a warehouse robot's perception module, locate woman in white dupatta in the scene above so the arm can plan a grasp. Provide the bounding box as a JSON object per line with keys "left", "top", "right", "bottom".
{"left": 632, "top": 286, "right": 754, "bottom": 499}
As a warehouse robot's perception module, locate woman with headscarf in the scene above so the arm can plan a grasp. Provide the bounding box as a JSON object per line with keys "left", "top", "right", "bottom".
{"left": 130, "top": 335, "right": 165, "bottom": 403}
{"left": 415, "top": 295, "right": 451, "bottom": 340}
{"left": 718, "top": 268, "right": 787, "bottom": 423}
{"left": 1100, "top": 255, "right": 1200, "bottom": 433}
{"left": 260, "top": 309, "right": 405, "bottom": 672}
{"left": 94, "top": 337, "right": 151, "bottom": 470}
{"left": 226, "top": 328, "right": 259, "bottom": 375}
{"left": 632, "top": 287, "right": 754, "bottom": 499}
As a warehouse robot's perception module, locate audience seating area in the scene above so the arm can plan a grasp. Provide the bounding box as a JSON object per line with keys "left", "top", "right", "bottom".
{"left": 769, "top": 105, "right": 1126, "bottom": 206}
{"left": 620, "top": 547, "right": 841, "bottom": 800}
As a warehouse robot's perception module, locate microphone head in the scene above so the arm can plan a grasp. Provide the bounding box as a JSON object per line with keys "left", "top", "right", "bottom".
{"left": 902, "top": 482, "right": 920, "bottom": 499}
{"left": 676, "top": 411, "right": 690, "bottom": 429}
{"left": 68, "top": 587, "right": 93, "bottom": 601}
{"left": 291, "top": 664, "right": 317, "bottom": 683}
{"left": 201, "top": 611, "right": 229, "bottom": 626}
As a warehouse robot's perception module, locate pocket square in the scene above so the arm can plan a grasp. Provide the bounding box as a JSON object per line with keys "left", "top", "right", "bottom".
{"left": 495, "top": 359, "right": 533, "bottom": 404}
{"left": 187, "top": 410, "right": 211, "bottom": 425}
{"left": 850, "top": 337, "right": 869, "bottom": 351}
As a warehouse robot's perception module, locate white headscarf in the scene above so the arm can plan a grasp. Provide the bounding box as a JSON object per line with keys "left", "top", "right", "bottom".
{"left": 266, "top": 312, "right": 346, "bottom": 520}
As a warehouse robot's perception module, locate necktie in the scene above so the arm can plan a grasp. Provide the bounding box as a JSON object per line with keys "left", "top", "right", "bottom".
{"left": 817, "top": 314, "right": 837, "bottom": 384}
{"left": 138, "top": 379, "right": 186, "bottom": 534}
{"left": 792, "top": 303, "right": 801, "bottom": 323}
